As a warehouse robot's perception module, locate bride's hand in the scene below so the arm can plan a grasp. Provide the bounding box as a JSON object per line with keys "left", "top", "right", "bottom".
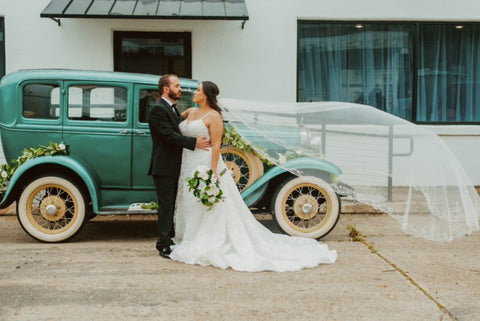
{"left": 213, "top": 171, "right": 220, "bottom": 181}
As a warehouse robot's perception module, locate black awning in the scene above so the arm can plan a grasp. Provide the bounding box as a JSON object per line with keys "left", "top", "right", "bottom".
{"left": 41, "top": 0, "right": 249, "bottom": 21}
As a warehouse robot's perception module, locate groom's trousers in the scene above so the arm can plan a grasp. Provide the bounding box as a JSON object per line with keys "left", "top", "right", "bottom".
{"left": 153, "top": 175, "right": 177, "bottom": 249}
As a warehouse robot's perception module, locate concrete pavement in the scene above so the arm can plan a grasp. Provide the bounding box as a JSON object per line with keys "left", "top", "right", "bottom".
{"left": 0, "top": 213, "right": 478, "bottom": 321}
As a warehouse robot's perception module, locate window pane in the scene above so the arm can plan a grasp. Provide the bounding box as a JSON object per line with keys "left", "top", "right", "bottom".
{"left": 298, "top": 22, "right": 414, "bottom": 120}
{"left": 139, "top": 89, "right": 161, "bottom": 123}
{"left": 114, "top": 32, "right": 191, "bottom": 78}
{"left": 417, "top": 24, "right": 480, "bottom": 122}
{"left": 138, "top": 87, "right": 195, "bottom": 123}
{"left": 23, "top": 84, "right": 60, "bottom": 119}
{"left": 68, "top": 85, "right": 127, "bottom": 122}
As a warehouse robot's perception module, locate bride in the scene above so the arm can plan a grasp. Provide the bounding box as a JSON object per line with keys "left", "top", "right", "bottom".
{"left": 170, "top": 81, "right": 337, "bottom": 272}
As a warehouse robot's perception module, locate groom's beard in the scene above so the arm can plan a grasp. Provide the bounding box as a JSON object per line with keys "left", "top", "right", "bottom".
{"left": 168, "top": 91, "right": 181, "bottom": 101}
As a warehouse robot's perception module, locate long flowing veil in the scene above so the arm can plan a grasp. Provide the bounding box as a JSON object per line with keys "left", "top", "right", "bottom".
{"left": 220, "top": 98, "right": 480, "bottom": 242}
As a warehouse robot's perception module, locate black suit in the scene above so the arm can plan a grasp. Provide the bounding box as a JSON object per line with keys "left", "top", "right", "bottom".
{"left": 147, "top": 99, "right": 196, "bottom": 250}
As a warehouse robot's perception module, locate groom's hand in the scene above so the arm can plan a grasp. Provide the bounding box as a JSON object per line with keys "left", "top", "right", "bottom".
{"left": 195, "top": 137, "right": 211, "bottom": 151}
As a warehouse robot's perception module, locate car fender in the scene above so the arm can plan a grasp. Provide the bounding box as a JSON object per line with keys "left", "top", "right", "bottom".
{"left": 241, "top": 156, "right": 342, "bottom": 201}
{"left": 0, "top": 155, "right": 101, "bottom": 212}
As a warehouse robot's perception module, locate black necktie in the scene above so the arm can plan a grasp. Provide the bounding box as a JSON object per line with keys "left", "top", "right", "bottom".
{"left": 172, "top": 104, "right": 180, "bottom": 119}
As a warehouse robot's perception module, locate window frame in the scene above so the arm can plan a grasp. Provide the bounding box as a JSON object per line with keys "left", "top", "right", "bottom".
{"left": 19, "top": 81, "right": 62, "bottom": 124}
{"left": 297, "top": 20, "right": 480, "bottom": 125}
{"left": 113, "top": 31, "right": 192, "bottom": 78}
{"left": 63, "top": 81, "right": 131, "bottom": 128}
{"left": 0, "top": 17, "right": 5, "bottom": 79}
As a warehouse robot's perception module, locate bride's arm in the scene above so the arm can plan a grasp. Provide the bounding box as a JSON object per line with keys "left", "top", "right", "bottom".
{"left": 207, "top": 113, "right": 224, "bottom": 179}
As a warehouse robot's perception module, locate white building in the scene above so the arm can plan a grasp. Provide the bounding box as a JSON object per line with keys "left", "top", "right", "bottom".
{"left": 0, "top": 0, "right": 479, "bottom": 184}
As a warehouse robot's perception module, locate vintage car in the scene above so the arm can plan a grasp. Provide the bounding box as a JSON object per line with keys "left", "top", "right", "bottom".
{"left": 0, "top": 69, "right": 351, "bottom": 242}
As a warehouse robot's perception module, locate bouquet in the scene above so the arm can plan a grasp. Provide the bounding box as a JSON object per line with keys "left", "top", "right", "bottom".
{"left": 186, "top": 166, "right": 226, "bottom": 210}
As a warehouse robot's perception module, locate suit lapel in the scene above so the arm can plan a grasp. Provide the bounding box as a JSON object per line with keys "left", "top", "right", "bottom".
{"left": 160, "top": 99, "right": 181, "bottom": 129}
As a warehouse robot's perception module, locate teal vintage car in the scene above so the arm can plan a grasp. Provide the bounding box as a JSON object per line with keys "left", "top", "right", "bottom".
{"left": 0, "top": 69, "right": 349, "bottom": 242}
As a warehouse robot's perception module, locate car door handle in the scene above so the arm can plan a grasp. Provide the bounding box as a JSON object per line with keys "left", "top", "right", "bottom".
{"left": 118, "top": 129, "right": 130, "bottom": 135}
{"left": 135, "top": 130, "right": 147, "bottom": 136}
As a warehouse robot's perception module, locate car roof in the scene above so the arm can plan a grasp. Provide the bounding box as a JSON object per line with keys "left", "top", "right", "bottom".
{"left": 0, "top": 69, "right": 199, "bottom": 88}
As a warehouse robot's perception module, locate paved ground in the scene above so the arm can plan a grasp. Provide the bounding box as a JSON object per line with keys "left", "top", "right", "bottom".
{"left": 0, "top": 213, "right": 479, "bottom": 321}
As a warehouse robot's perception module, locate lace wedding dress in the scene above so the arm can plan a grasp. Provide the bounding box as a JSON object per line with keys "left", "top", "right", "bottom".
{"left": 170, "top": 116, "right": 337, "bottom": 272}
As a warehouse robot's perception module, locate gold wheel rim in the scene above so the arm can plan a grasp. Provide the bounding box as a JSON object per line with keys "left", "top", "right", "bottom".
{"left": 221, "top": 147, "right": 253, "bottom": 191}
{"left": 26, "top": 184, "right": 78, "bottom": 235}
{"left": 281, "top": 182, "right": 332, "bottom": 233}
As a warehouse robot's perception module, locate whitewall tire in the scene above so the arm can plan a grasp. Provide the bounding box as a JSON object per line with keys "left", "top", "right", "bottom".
{"left": 17, "top": 176, "right": 87, "bottom": 242}
{"left": 272, "top": 176, "right": 340, "bottom": 239}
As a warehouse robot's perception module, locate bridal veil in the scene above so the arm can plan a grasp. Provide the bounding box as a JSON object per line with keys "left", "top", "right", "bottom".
{"left": 220, "top": 98, "right": 480, "bottom": 242}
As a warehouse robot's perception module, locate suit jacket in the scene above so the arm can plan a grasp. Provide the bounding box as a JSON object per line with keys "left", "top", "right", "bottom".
{"left": 147, "top": 99, "right": 196, "bottom": 177}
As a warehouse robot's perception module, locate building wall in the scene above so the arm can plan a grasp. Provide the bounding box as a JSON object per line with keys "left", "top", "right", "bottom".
{"left": 0, "top": 0, "right": 479, "bottom": 182}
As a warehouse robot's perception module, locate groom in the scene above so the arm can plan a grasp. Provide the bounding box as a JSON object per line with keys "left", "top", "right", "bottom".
{"left": 148, "top": 74, "right": 210, "bottom": 258}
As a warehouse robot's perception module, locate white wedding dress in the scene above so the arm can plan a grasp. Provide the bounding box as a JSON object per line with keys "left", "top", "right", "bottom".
{"left": 170, "top": 116, "right": 337, "bottom": 272}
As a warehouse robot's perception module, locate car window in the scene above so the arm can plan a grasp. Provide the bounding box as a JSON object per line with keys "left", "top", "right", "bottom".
{"left": 139, "top": 89, "right": 161, "bottom": 123}
{"left": 68, "top": 85, "right": 127, "bottom": 122}
{"left": 22, "top": 84, "right": 60, "bottom": 119}
{"left": 138, "top": 87, "right": 195, "bottom": 124}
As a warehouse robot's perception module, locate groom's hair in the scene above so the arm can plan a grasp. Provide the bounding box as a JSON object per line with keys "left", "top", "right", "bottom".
{"left": 159, "top": 74, "right": 177, "bottom": 93}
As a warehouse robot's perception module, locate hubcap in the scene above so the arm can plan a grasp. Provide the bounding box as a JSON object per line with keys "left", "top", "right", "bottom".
{"left": 40, "top": 195, "right": 67, "bottom": 221}
{"left": 293, "top": 195, "right": 318, "bottom": 219}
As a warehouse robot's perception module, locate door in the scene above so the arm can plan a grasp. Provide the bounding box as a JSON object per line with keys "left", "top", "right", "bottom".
{"left": 62, "top": 82, "right": 132, "bottom": 190}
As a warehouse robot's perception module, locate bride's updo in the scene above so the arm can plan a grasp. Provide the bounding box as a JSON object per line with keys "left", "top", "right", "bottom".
{"left": 202, "top": 81, "right": 222, "bottom": 115}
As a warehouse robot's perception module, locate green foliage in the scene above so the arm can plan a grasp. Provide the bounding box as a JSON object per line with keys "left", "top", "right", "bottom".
{"left": 0, "top": 142, "right": 68, "bottom": 194}
{"left": 222, "top": 126, "right": 275, "bottom": 166}
{"left": 186, "top": 167, "right": 224, "bottom": 210}
{"left": 140, "top": 201, "right": 158, "bottom": 210}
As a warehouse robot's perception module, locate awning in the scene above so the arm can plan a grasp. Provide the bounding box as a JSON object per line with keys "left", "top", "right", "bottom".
{"left": 41, "top": 0, "right": 249, "bottom": 23}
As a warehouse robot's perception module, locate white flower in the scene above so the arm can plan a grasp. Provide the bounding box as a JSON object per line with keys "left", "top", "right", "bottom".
{"left": 208, "top": 197, "right": 216, "bottom": 203}
{"left": 196, "top": 166, "right": 209, "bottom": 176}
{"left": 0, "top": 171, "right": 8, "bottom": 179}
{"left": 310, "top": 137, "right": 321, "bottom": 146}
{"left": 295, "top": 149, "right": 303, "bottom": 156}
{"left": 199, "top": 173, "right": 209, "bottom": 181}
{"left": 206, "top": 185, "right": 219, "bottom": 196}
{"left": 58, "top": 143, "right": 66, "bottom": 151}
{"left": 198, "top": 180, "right": 207, "bottom": 191}
{"left": 278, "top": 154, "right": 287, "bottom": 164}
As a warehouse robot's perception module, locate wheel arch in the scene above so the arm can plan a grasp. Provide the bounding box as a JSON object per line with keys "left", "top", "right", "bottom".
{"left": 0, "top": 156, "right": 100, "bottom": 212}
{"left": 241, "top": 157, "right": 341, "bottom": 209}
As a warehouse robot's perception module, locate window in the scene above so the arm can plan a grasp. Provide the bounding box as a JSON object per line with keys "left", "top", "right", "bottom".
{"left": 68, "top": 85, "right": 127, "bottom": 122}
{"left": 298, "top": 22, "right": 480, "bottom": 123}
{"left": 138, "top": 87, "right": 195, "bottom": 123}
{"left": 114, "top": 31, "right": 191, "bottom": 78}
{"left": 23, "top": 84, "right": 60, "bottom": 119}
{"left": 0, "top": 18, "right": 5, "bottom": 78}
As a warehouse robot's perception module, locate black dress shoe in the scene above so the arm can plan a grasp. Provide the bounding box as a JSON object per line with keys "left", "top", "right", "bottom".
{"left": 159, "top": 245, "right": 171, "bottom": 259}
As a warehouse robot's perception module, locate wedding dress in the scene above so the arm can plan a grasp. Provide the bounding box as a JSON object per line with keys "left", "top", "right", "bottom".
{"left": 170, "top": 114, "right": 337, "bottom": 272}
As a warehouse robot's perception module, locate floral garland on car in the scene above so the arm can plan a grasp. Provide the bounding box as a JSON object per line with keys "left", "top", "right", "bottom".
{"left": 222, "top": 126, "right": 275, "bottom": 166}
{"left": 0, "top": 142, "right": 68, "bottom": 194}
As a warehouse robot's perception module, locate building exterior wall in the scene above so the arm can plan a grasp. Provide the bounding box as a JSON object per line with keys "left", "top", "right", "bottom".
{"left": 0, "top": 0, "right": 479, "bottom": 182}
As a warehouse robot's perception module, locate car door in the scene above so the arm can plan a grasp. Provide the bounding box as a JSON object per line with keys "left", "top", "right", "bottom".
{"left": 62, "top": 81, "right": 132, "bottom": 190}
{"left": 131, "top": 83, "right": 197, "bottom": 190}
{"left": 131, "top": 84, "right": 156, "bottom": 190}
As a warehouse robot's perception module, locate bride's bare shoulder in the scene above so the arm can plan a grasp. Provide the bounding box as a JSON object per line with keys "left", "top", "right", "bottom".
{"left": 181, "top": 107, "right": 197, "bottom": 119}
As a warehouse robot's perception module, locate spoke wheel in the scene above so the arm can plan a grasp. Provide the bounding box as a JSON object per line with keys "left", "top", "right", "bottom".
{"left": 17, "top": 176, "right": 87, "bottom": 242}
{"left": 272, "top": 176, "right": 340, "bottom": 239}
{"left": 221, "top": 147, "right": 263, "bottom": 191}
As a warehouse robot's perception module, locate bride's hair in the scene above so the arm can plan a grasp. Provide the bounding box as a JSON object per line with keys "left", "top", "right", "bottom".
{"left": 202, "top": 81, "right": 222, "bottom": 115}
